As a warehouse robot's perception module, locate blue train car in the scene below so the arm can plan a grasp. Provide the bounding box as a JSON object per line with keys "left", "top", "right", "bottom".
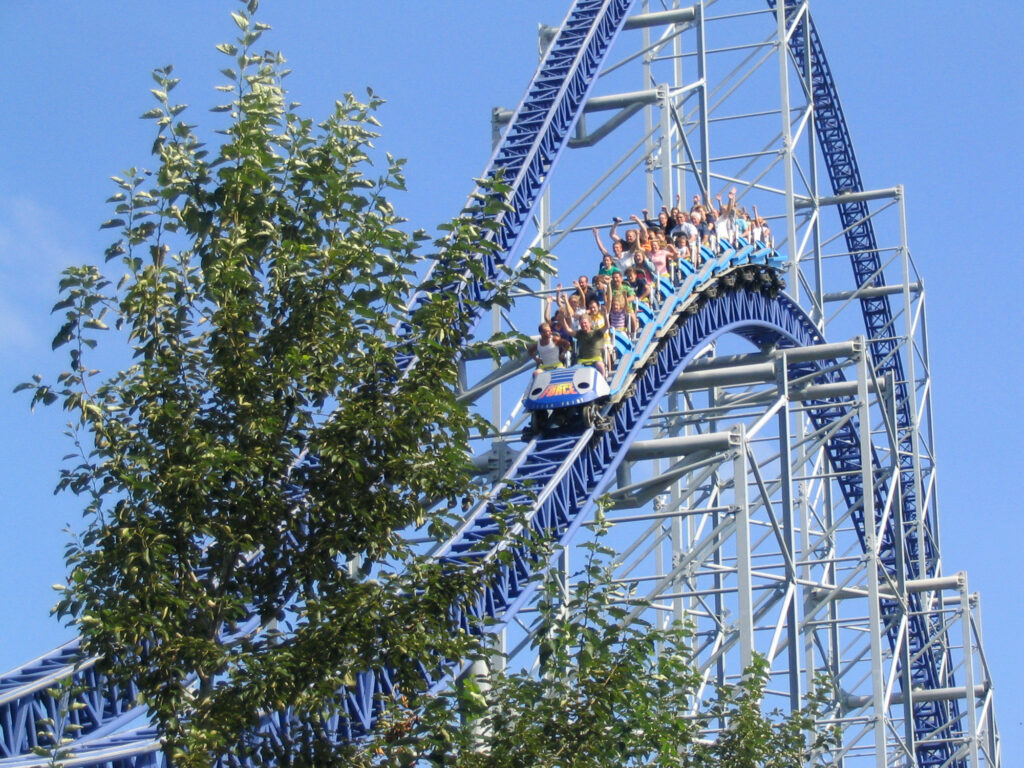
{"left": 523, "top": 365, "right": 610, "bottom": 435}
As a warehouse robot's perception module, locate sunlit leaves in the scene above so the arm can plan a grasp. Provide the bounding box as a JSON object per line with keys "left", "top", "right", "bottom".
{"left": 16, "top": 1, "right": 547, "bottom": 765}
{"left": 364, "top": 531, "right": 839, "bottom": 767}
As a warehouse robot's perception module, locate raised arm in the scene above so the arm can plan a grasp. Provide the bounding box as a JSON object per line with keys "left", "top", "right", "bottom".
{"left": 542, "top": 295, "right": 555, "bottom": 324}
{"left": 629, "top": 213, "right": 649, "bottom": 238}
{"left": 592, "top": 227, "right": 611, "bottom": 259}
{"left": 713, "top": 192, "right": 725, "bottom": 218}
{"left": 723, "top": 187, "right": 737, "bottom": 217}
{"left": 572, "top": 279, "right": 588, "bottom": 307}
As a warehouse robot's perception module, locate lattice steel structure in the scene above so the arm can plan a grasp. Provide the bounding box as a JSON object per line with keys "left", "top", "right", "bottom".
{"left": 0, "top": 2, "right": 1001, "bottom": 766}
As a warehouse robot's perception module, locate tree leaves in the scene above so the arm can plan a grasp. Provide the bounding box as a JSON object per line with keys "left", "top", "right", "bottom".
{"left": 362, "top": 529, "right": 837, "bottom": 767}
{"left": 20, "top": 1, "right": 544, "bottom": 764}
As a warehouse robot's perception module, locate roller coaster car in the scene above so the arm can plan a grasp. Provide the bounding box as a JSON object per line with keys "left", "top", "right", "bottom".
{"left": 522, "top": 365, "right": 611, "bottom": 437}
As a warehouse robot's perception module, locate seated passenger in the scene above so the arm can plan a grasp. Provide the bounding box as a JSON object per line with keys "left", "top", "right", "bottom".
{"left": 593, "top": 226, "right": 630, "bottom": 271}
{"left": 646, "top": 207, "right": 671, "bottom": 232}
{"left": 586, "top": 298, "right": 613, "bottom": 371}
{"left": 680, "top": 210, "right": 701, "bottom": 246}
{"left": 662, "top": 242, "right": 680, "bottom": 281}
{"left": 545, "top": 296, "right": 576, "bottom": 365}
{"left": 574, "top": 275, "right": 601, "bottom": 308}
{"left": 554, "top": 284, "right": 586, "bottom": 332}
{"left": 528, "top": 322, "right": 571, "bottom": 374}
{"left": 648, "top": 232, "right": 674, "bottom": 278}
{"left": 713, "top": 188, "right": 738, "bottom": 248}
{"left": 609, "top": 270, "right": 636, "bottom": 309}
{"left": 625, "top": 265, "right": 651, "bottom": 304}
{"left": 562, "top": 313, "right": 608, "bottom": 378}
{"left": 607, "top": 291, "right": 637, "bottom": 340}
{"left": 591, "top": 272, "right": 611, "bottom": 305}
{"left": 750, "top": 205, "right": 772, "bottom": 246}
{"left": 613, "top": 213, "right": 650, "bottom": 261}
{"left": 610, "top": 217, "right": 640, "bottom": 260}
{"left": 735, "top": 207, "right": 750, "bottom": 240}
{"left": 597, "top": 253, "right": 621, "bottom": 278}
{"left": 674, "top": 233, "right": 699, "bottom": 270}
{"left": 632, "top": 250, "right": 656, "bottom": 284}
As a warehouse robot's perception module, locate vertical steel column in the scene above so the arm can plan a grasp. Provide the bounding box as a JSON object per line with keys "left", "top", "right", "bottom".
{"left": 794, "top": 375, "right": 819, "bottom": 702}
{"left": 959, "top": 579, "right": 980, "bottom": 768}
{"left": 672, "top": 2, "right": 686, "bottom": 204}
{"left": 659, "top": 83, "right": 673, "bottom": 208}
{"left": 887, "top": 370, "right": 918, "bottom": 758}
{"left": 732, "top": 424, "right": 754, "bottom": 670}
{"left": 490, "top": 102, "right": 506, "bottom": 462}
{"left": 668, "top": 393, "right": 686, "bottom": 628}
{"left": 642, "top": 0, "right": 656, "bottom": 210}
{"left": 709, "top": 380, "right": 725, "bottom": 686}
{"left": 465, "top": 657, "right": 492, "bottom": 749}
{"left": 695, "top": 3, "right": 710, "bottom": 200}
{"left": 775, "top": 354, "right": 802, "bottom": 710}
{"left": 800, "top": 10, "right": 824, "bottom": 328}
{"left": 796, "top": 19, "right": 824, "bottom": 709}
{"left": 897, "top": 186, "right": 928, "bottom": 581}
{"left": 858, "top": 351, "right": 889, "bottom": 767}
{"left": 776, "top": 0, "right": 800, "bottom": 300}
{"left": 975, "top": 595, "right": 1000, "bottom": 762}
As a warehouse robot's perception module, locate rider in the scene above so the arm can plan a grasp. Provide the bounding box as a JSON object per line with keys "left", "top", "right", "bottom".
{"left": 528, "top": 322, "right": 571, "bottom": 374}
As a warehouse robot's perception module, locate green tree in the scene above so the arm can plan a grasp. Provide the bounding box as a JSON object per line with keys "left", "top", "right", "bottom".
{"left": 23, "top": 2, "right": 534, "bottom": 764}
{"left": 22, "top": 3, "right": 836, "bottom": 766}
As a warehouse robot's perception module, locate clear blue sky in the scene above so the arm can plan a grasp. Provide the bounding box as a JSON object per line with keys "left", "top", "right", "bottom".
{"left": 2, "top": 0, "right": 1021, "bottom": 753}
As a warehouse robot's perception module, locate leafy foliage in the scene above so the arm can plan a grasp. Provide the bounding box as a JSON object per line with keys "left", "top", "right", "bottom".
{"left": 352, "top": 527, "right": 839, "bottom": 767}
{"left": 22, "top": 2, "right": 540, "bottom": 764}
{"left": 31, "top": 679, "right": 85, "bottom": 767}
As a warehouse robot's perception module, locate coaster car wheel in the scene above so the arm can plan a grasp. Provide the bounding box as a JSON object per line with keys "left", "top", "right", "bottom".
{"left": 524, "top": 409, "right": 549, "bottom": 439}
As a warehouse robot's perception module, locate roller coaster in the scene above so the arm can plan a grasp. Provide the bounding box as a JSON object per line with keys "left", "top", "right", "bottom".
{"left": 0, "top": 1, "right": 1002, "bottom": 766}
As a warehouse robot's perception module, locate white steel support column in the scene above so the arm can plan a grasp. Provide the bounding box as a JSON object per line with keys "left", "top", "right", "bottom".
{"left": 776, "top": 0, "right": 801, "bottom": 300}
{"left": 659, "top": 84, "right": 673, "bottom": 208}
{"left": 886, "top": 370, "right": 917, "bottom": 758}
{"left": 775, "top": 354, "right": 802, "bottom": 710}
{"left": 642, "top": 0, "right": 655, "bottom": 211}
{"left": 695, "top": 3, "right": 710, "bottom": 200}
{"left": 671, "top": 3, "right": 686, "bottom": 204}
{"left": 668, "top": 393, "right": 686, "bottom": 628}
{"left": 794, "top": 374, "right": 818, "bottom": 703}
{"left": 800, "top": 12, "right": 824, "bottom": 328}
{"left": 960, "top": 579, "right": 980, "bottom": 768}
{"left": 858, "top": 352, "right": 888, "bottom": 768}
{"left": 732, "top": 424, "right": 753, "bottom": 670}
{"left": 897, "top": 186, "right": 928, "bottom": 581}
{"left": 974, "top": 594, "right": 1000, "bottom": 762}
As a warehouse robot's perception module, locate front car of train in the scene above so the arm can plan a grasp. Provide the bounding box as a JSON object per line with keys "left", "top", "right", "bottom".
{"left": 522, "top": 364, "right": 610, "bottom": 435}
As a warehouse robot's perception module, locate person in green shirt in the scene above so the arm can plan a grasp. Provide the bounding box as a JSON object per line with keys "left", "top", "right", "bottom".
{"left": 609, "top": 270, "right": 636, "bottom": 310}
{"left": 562, "top": 313, "right": 608, "bottom": 378}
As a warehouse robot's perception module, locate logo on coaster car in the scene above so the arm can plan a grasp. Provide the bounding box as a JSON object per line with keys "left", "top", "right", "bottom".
{"left": 542, "top": 382, "right": 578, "bottom": 398}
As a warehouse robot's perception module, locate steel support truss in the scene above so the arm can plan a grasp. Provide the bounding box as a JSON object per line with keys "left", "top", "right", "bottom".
{"left": 465, "top": 1, "right": 1000, "bottom": 765}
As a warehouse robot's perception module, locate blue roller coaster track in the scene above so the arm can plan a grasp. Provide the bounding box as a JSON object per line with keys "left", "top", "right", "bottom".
{"left": 0, "top": 2, "right": 991, "bottom": 766}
